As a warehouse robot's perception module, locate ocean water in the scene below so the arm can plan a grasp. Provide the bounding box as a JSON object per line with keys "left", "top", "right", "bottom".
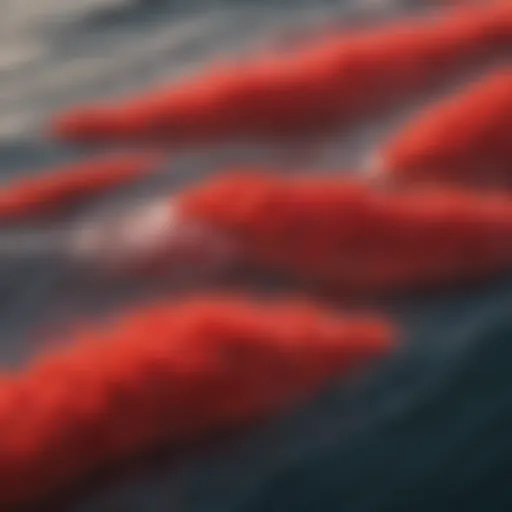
{"left": 0, "top": 1, "right": 510, "bottom": 511}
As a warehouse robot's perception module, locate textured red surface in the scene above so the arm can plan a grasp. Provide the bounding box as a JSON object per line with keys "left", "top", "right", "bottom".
{"left": 0, "top": 296, "right": 394, "bottom": 509}
{"left": 381, "top": 69, "right": 512, "bottom": 186}
{"left": 50, "top": 1, "right": 512, "bottom": 144}
{"left": 0, "top": 1, "right": 508, "bottom": 510}
{"left": 179, "top": 172, "right": 512, "bottom": 291}
{"left": 0, "top": 152, "right": 163, "bottom": 221}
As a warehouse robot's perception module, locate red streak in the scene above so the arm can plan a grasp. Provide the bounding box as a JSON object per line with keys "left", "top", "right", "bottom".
{"left": 0, "top": 295, "right": 394, "bottom": 509}
{"left": 51, "top": 2, "right": 511, "bottom": 145}
{"left": 178, "top": 171, "right": 512, "bottom": 292}
{"left": 379, "top": 68, "right": 512, "bottom": 187}
{"left": 0, "top": 152, "right": 164, "bottom": 222}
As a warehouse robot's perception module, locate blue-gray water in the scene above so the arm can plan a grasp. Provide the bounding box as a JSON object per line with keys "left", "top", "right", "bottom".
{"left": 0, "top": 1, "right": 511, "bottom": 511}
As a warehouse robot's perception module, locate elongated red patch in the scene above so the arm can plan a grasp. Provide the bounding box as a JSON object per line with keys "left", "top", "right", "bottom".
{"left": 0, "top": 152, "right": 164, "bottom": 221}
{"left": 0, "top": 295, "right": 394, "bottom": 509}
{"left": 50, "top": 1, "right": 511, "bottom": 145}
{"left": 378, "top": 68, "right": 512, "bottom": 187}
{"left": 177, "top": 172, "right": 512, "bottom": 292}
